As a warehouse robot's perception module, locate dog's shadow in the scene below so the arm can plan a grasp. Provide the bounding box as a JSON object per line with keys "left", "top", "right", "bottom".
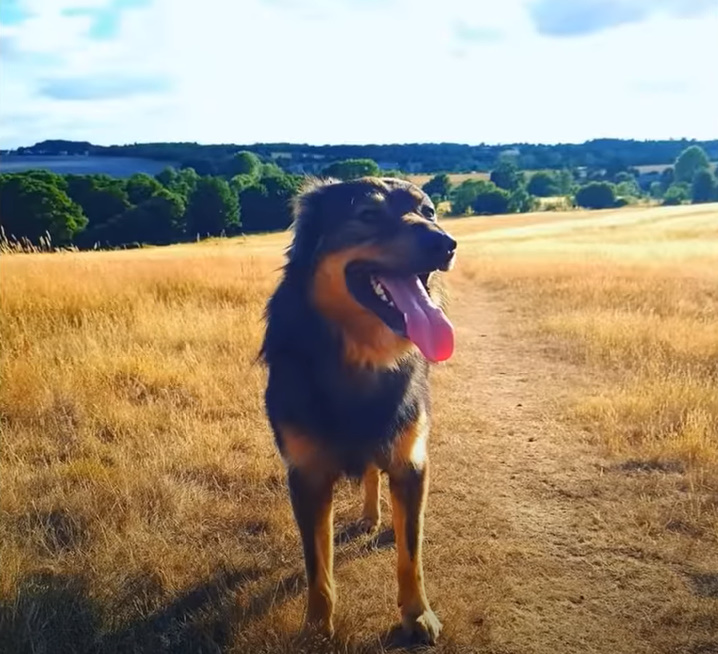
{"left": 334, "top": 522, "right": 395, "bottom": 551}
{"left": 1, "top": 524, "right": 403, "bottom": 654}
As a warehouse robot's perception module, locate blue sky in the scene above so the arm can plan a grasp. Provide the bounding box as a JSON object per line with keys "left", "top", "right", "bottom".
{"left": 1, "top": 0, "right": 717, "bottom": 148}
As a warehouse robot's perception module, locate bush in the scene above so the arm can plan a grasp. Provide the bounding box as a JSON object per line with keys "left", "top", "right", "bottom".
{"left": 575, "top": 182, "right": 616, "bottom": 209}
{"left": 662, "top": 183, "right": 690, "bottom": 206}
{"left": 472, "top": 185, "right": 511, "bottom": 215}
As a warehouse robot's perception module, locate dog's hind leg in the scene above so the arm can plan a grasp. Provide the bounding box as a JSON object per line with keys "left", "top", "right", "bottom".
{"left": 359, "top": 463, "right": 381, "bottom": 534}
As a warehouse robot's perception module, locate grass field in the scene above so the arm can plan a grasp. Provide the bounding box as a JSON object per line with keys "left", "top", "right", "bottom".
{"left": 1, "top": 203, "right": 717, "bottom": 653}
{"left": 406, "top": 172, "right": 491, "bottom": 187}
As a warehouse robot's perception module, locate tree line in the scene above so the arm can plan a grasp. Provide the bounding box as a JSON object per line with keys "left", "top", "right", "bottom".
{"left": 424, "top": 145, "right": 717, "bottom": 216}
{"left": 1, "top": 146, "right": 715, "bottom": 251}
{"left": 13, "top": 137, "right": 718, "bottom": 176}
{"left": 0, "top": 151, "right": 302, "bottom": 248}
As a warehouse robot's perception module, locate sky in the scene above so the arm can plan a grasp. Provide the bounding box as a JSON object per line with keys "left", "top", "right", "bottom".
{"left": 1, "top": 0, "right": 717, "bottom": 148}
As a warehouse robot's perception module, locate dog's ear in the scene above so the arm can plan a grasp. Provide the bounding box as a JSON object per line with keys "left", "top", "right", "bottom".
{"left": 286, "top": 177, "right": 339, "bottom": 269}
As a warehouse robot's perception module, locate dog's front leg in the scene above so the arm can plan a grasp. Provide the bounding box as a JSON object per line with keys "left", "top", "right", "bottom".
{"left": 287, "top": 467, "right": 336, "bottom": 636}
{"left": 388, "top": 461, "right": 442, "bottom": 645}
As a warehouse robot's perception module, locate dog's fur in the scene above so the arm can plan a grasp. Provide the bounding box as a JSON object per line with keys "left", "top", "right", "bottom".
{"left": 260, "top": 176, "right": 456, "bottom": 644}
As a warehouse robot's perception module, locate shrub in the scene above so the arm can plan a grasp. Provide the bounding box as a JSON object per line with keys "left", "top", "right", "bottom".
{"left": 574, "top": 182, "right": 616, "bottom": 209}
{"left": 662, "top": 183, "right": 690, "bottom": 206}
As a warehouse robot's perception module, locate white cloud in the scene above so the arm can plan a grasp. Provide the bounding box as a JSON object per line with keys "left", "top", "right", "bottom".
{"left": 1, "top": 0, "right": 717, "bottom": 148}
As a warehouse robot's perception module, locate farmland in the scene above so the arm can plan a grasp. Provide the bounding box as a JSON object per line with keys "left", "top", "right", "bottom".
{"left": 0, "top": 155, "right": 173, "bottom": 178}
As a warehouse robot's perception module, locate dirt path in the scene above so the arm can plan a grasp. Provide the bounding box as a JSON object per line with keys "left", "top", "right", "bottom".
{"left": 416, "top": 284, "right": 716, "bottom": 654}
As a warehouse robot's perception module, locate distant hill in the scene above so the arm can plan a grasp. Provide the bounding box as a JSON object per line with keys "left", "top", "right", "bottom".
{"left": 5, "top": 137, "right": 718, "bottom": 176}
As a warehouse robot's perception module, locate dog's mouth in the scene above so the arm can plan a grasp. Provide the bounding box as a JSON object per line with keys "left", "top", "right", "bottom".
{"left": 345, "top": 262, "right": 454, "bottom": 363}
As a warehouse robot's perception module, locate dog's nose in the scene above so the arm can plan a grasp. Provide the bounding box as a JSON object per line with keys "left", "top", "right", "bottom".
{"left": 421, "top": 230, "right": 457, "bottom": 258}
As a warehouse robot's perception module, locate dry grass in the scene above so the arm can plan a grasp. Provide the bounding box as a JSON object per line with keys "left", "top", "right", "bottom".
{"left": 1, "top": 203, "right": 717, "bottom": 653}
{"left": 406, "top": 172, "right": 490, "bottom": 187}
{"left": 454, "top": 203, "right": 718, "bottom": 469}
{"left": 0, "top": 237, "right": 299, "bottom": 652}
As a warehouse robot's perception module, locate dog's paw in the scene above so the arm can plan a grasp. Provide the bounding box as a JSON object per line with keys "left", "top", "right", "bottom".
{"left": 302, "top": 616, "right": 334, "bottom": 640}
{"left": 401, "top": 608, "right": 442, "bottom": 645}
{"left": 358, "top": 515, "right": 380, "bottom": 535}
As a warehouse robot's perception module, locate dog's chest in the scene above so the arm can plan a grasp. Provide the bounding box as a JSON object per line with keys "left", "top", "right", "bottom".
{"left": 312, "top": 360, "right": 426, "bottom": 444}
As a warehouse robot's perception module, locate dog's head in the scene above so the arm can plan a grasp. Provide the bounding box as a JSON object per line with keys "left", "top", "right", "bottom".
{"left": 286, "top": 176, "right": 457, "bottom": 367}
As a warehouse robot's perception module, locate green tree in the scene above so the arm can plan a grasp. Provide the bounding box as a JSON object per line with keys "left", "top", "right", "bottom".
{"left": 662, "top": 183, "right": 690, "bottom": 206}
{"left": 0, "top": 175, "right": 87, "bottom": 244}
{"left": 472, "top": 183, "right": 511, "bottom": 215}
{"left": 104, "top": 190, "right": 186, "bottom": 245}
{"left": 185, "top": 177, "right": 239, "bottom": 238}
{"left": 490, "top": 160, "right": 523, "bottom": 191}
{"left": 527, "top": 171, "right": 558, "bottom": 197}
{"left": 615, "top": 178, "right": 641, "bottom": 198}
{"left": 674, "top": 145, "right": 710, "bottom": 183}
{"left": 125, "top": 173, "right": 164, "bottom": 205}
{"left": 381, "top": 169, "right": 409, "bottom": 180}
{"left": 322, "top": 159, "right": 381, "bottom": 180}
{"left": 450, "top": 179, "right": 483, "bottom": 215}
{"left": 508, "top": 185, "right": 536, "bottom": 213}
{"left": 575, "top": 182, "right": 616, "bottom": 209}
{"left": 238, "top": 172, "right": 303, "bottom": 233}
{"left": 422, "top": 174, "right": 452, "bottom": 201}
{"left": 229, "top": 174, "right": 257, "bottom": 194}
{"left": 65, "top": 174, "right": 130, "bottom": 229}
{"left": 691, "top": 169, "right": 717, "bottom": 203}
{"left": 649, "top": 181, "right": 664, "bottom": 199}
{"left": 169, "top": 168, "right": 199, "bottom": 201}
{"left": 225, "top": 151, "right": 262, "bottom": 178}
{"left": 156, "top": 166, "right": 178, "bottom": 188}
{"left": 19, "top": 169, "right": 68, "bottom": 191}
{"left": 659, "top": 167, "right": 674, "bottom": 191}
{"left": 556, "top": 169, "right": 575, "bottom": 195}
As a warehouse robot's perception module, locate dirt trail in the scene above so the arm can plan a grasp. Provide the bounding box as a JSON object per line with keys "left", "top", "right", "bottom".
{"left": 416, "top": 284, "right": 716, "bottom": 654}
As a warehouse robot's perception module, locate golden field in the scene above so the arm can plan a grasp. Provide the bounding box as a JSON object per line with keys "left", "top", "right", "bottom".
{"left": 1, "top": 203, "right": 717, "bottom": 653}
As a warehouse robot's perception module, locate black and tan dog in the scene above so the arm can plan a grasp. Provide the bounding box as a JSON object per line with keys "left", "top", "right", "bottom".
{"left": 260, "top": 176, "right": 457, "bottom": 644}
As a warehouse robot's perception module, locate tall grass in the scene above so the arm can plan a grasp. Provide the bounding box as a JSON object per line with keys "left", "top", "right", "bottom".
{"left": 0, "top": 239, "right": 303, "bottom": 649}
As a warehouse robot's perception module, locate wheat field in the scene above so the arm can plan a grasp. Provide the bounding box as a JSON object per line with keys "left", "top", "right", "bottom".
{"left": 1, "top": 203, "right": 717, "bottom": 653}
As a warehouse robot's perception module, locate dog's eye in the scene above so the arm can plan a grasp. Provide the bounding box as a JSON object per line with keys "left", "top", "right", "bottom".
{"left": 421, "top": 205, "right": 436, "bottom": 220}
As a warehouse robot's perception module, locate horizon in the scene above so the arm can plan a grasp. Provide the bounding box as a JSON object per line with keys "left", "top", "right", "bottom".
{"left": 2, "top": 0, "right": 718, "bottom": 149}
{"left": 8, "top": 134, "right": 718, "bottom": 152}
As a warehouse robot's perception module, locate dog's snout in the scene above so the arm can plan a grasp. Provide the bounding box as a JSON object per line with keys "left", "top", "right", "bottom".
{"left": 420, "top": 229, "right": 457, "bottom": 258}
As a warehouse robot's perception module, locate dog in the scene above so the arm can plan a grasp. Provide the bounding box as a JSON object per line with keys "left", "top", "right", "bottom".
{"left": 259, "top": 176, "right": 457, "bottom": 644}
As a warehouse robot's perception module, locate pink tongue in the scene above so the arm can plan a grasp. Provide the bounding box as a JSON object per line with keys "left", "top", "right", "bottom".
{"left": 377, "top": 275, "right": 455, "bottom": 362}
